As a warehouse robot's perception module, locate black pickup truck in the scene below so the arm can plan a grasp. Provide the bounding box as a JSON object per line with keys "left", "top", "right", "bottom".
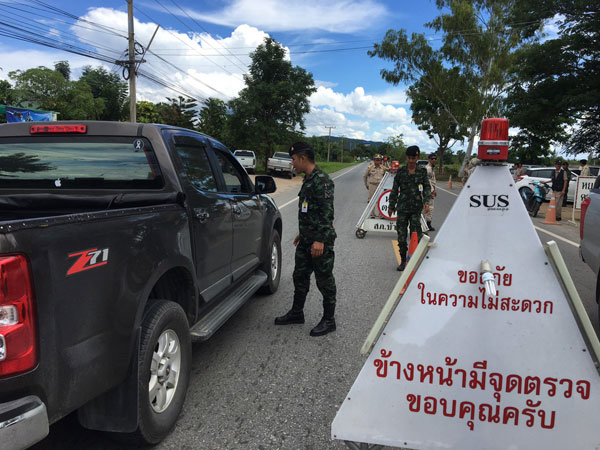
{"left": 0, "top": 121, "right": 282, "bottom": 449}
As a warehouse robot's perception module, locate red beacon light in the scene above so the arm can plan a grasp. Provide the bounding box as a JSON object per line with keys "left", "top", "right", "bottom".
{"left": 478, "top": 118, "right": 509, "bottom": 161}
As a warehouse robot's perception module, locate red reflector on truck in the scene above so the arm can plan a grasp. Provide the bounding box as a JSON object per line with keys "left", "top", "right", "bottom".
{"left": 30, "top": 125, "right": 87, "bottom": 134}
{"left": 0, "top": 255, "right": 37, "bottom": 377}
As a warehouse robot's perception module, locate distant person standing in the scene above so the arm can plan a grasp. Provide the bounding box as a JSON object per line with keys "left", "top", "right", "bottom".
{"left": 363, "top": 154, "right": 387, "bottom": 204}
{"left": 388, "top": 145, "right": 431, "bottom": 271}
{"left": 546, "top": 159, "right": 566, "bottom": 221}
{"left": 424, "top": 152, "right": 437, "bottom": 231}
{"left": 274, "top": 142, "right": 337, "bottom": 337}
{"left": 513, "top": 162, "right": 527, "bottom": 182}
{"left": 562, "top": 161, "right": 572, "bottom": 207}
{"left": 580, "top": 159, "right": 591, "bottom": 177}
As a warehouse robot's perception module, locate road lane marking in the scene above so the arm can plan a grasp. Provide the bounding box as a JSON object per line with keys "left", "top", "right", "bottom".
{"left": 278, "top": 164, "right": 364, "bottom": 209}
{"left": 532, "top": 226, "right": 579, "bottom": 248}
{"left": 436, "top": 185, "right": 580, "bottom": 248}
{"left": 392, "top": 241, "right": 401, "bottom": 264}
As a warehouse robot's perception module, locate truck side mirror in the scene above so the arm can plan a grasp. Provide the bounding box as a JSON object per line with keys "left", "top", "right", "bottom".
{"left": 255, "top": 175, "right": 277, "bottom": 194}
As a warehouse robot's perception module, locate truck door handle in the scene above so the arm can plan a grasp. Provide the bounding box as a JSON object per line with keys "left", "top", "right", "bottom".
{"left": 193, "top": 208, "right": 209, "bottom": 223}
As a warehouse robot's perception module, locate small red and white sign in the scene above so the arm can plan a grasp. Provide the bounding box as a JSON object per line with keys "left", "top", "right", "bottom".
{"left": 377, "top": 189, "right": 397, "bottom": 220}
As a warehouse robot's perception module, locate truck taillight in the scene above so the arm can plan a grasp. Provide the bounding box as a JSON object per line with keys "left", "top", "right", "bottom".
{"left": 0, "top": 255, "right": 37, "bottom": 377}
{"left": 580, "top": 197, "right": 591, "bottom": 240}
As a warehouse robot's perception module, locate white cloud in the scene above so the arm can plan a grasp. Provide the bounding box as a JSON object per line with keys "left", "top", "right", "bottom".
{"left": 315, "top": 80, "right": 338, "bottom": 89}
{"left": 68, "top": 9, "right": 278, "bottom": 103}
{"left": 310, "top": 86, "right": 410, "bottom": 124}
{"left": 183, "top": 0, "right": 387, "bottom": 33}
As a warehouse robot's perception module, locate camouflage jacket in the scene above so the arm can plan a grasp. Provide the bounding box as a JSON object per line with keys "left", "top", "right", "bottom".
{"left": 298, "top": 166, "right": 336, "bottom": 244}
{"left": 388, "top": 165, "right": 431, "bottom": 213}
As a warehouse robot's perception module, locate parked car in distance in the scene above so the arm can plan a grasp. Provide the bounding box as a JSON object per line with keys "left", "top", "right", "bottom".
{"left": 514, "top": 167, "right": 579, "bottom": 203}
{"left": 234, "top": 149, "right": 256, "bottom": 174}
{"left": 417, "top": 160, "right": 429, "bottom": 167}
{"left": 267, "top": 152, "right": 295, "bottom": 178}
{"left": 571, "top": 166, "right": 599, "bottom": 177}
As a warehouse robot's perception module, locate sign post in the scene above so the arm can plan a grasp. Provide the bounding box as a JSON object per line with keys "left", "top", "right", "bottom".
{"left": 333, "top": 163, "right": 600, "bottom": 450}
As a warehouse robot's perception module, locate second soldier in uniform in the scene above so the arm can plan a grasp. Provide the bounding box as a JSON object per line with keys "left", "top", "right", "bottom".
{"left": 364, "top": 154, "right": 388, "bottom": 217}
{"left": 388, "top": 145, "right": 431, "bottom": 271}
{"left": 424, "top": 152, "right": 437, "bottom": 231}
{"left": 274, "top": 142, "right": 337, "bottom": 336}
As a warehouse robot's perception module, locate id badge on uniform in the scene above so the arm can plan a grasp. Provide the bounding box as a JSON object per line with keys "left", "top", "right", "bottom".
{"left": 418, "top": 184, "right": 423, "bottom": 192}
{"left": 301, "top": 200, "right": 308, "bottom": 213}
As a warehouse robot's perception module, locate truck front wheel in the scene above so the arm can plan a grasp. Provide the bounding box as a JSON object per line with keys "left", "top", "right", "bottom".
{"left": 131, "top": 300, "right": 191, "bottom": 445}
{"left": 258, "top": 229, "right": 281, "bottom": 294}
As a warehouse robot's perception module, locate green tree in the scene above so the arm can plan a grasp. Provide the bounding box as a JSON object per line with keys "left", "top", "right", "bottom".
{"left": 409, "top": 78, "right": 465, "bottom": 173}
{"left": 136, "top": 100, "right": 162, "bottom": 124}
{"left": 159, "top": 96, "right": 198, "bottom": 129}
{"left": 507, "top": 0, "right": 599, "bottom": 158}
{"left": 54, "top": 61, "right": 70, "bottom": 80}
{"left": 229, "top": 37, "right": 316, "bottom": 167}
{"left": 79, "top": 66, "right": 128, "bottom": 121}
{"left": 197, "top": 98, "right": 229, "bottom": 143}
{"left": 370, "top": 0, "right": 527, "bottom": 175}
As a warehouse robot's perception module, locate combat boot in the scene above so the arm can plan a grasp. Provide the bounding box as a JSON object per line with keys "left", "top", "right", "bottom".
{"left": 310, "top": 304, "right": 336, "bottom": 336}
{"left": 274, "top": 297, "right": 305, "bottom": 325}
{"left": 397, "top": 250, "right": 407, "bottom": 271}
{"left": 427, "top": 221, "right": 435, "bottom": 231}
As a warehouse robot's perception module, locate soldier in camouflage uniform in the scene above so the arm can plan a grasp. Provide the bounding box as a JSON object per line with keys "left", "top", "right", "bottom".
{"left": 388, "top": 145, "right": 431, "bottom": 272}
{"left": 274, "top": 141, "right": 337, "bottom": 337}
{"left": 364, "top": 153, "right": 388, "bottom": 204}
{"left": 424, "top": 152, "right": 437, "bottom": 230}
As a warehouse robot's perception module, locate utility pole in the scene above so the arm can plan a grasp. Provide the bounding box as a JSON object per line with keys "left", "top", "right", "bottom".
{"left": 341, "top": 135, "right": 345, "bottom": 163}
{"left": 127, "top": 0, "right": 136, "bottom": 122}
{"left": 325, "top": 126, "right": 335, "bottom": 162}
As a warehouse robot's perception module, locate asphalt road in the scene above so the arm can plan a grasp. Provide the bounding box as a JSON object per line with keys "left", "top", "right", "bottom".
{"left": 32, "top": 162, "right": 598, "bottom": 450}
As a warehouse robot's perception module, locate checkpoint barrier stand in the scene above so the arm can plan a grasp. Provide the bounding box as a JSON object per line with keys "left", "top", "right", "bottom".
{"left": 355, "top": 172, "right": 429, "bottom": 239}
{"left": 333, "top": 119, "right": 600, "bottom": 450}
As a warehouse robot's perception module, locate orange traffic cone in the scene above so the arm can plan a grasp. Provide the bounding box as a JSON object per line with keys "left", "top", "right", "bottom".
{"left": 543, "top": 192, "right": 559, "bottom": 225}
{"left": 400, "top": 232, "right": 420, "bottom": 295}
{"left": 447, "top": 174, "right": 453, "bottom": 190}
{"left": 406, "top": 231, "right": 419, "bottom": 261}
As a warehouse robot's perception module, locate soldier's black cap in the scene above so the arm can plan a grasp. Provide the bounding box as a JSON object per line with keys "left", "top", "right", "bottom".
{"left": 406, "top": 145, "right": 420, "bottom": 157}
{"left": 289, "top": 141, "right": 314, "bottom": 159}
{"left": 428, "top": 152, "right": 437, "bottom": 159}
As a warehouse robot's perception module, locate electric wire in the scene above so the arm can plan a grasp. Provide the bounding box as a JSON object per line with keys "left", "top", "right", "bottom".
{"left": 134, "top": 5, "right": 245, "bottom": 82}
{"left": 167, "top": 0, "right": 249, "bottom": 70}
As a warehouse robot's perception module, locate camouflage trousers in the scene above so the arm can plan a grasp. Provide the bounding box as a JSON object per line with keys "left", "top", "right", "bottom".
{"left": 293, "top": 240, "right": 336, "bottom": 307}
{"left": 396, "top": 210, "right": 422, "bottom": 254}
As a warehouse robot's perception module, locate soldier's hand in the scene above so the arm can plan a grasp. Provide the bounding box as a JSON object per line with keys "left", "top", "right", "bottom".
{"left": 432, "top": 191, "right": 437, "bottom": 198}
{"left": 293, "top": 235, "right": 300, "bottom": 247}
{"left": 311, "top": 241, "right": 324, "bottom": 258}
{"left": 388, "top": 208, "right": 395, "bottom": 216}
{"left": 424, "top": 204, "right": 430, "bottom": 213}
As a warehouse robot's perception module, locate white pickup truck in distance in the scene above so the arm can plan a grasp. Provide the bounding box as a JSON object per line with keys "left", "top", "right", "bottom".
{"left": 233, "top": 150, "right": 256, "bottom": 174}
{"left": 267, "top": 152, "right": 295, "bottom": 178}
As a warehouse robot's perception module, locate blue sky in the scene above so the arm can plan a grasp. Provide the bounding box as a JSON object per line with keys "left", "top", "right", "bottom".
{"left": 0, "top": 0, "right": 451, "bottom": 151}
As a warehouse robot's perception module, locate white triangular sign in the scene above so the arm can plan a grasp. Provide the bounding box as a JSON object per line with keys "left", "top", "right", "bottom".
{"left": 332, "top": 165, "right": 600, "bottom": 449}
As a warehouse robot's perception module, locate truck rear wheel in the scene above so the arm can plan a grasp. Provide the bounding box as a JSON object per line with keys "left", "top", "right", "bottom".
{"left": 258, "top": 229, "right": 281, "bottom": 294}
{"left": 129, "top": 300, "right": 191, "bottom": 445}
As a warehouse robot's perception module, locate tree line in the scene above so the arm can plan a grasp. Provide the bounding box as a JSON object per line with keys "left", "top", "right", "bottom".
{"left": 1, "top": 1, "right": 597, "bottom": 172}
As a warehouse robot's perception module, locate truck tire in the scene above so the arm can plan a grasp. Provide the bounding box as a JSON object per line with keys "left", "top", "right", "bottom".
{"left": 258, "top": 229, "right": 281, "bottom": 294}
{"left": 532, "top": 201, "right": 541, "bottom": 217}
{"left": 129, "top": 300, "right": 191, "bottom": 445}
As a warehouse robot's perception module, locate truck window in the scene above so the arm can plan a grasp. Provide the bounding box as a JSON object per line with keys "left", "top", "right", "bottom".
{"left": 213, "top": 149, "right": 250, "bottom": 194}
{"left": 173, "top": 140, "right": 218, "bottom": 192}
{"left": 273, "top": 152, "right": 291, "bottom": 160}
{"left": 0, "top": 137, "right": 163, "bottom": 189}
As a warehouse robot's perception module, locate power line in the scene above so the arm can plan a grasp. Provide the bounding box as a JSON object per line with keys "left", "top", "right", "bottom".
{"left": 134, "top": 5, "right": 245, "bottom": 81}
{"left": 168, "top": 0, "right": 249, "bottom": 70}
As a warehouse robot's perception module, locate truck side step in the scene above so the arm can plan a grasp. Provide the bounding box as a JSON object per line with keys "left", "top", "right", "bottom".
{"left": 190, "top": 270, "right": 267, "bottom": 340}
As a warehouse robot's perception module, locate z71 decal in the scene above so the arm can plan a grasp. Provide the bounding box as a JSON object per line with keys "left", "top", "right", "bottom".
{"left": 67, "top": 248, "right": 109, "bottom": 276}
